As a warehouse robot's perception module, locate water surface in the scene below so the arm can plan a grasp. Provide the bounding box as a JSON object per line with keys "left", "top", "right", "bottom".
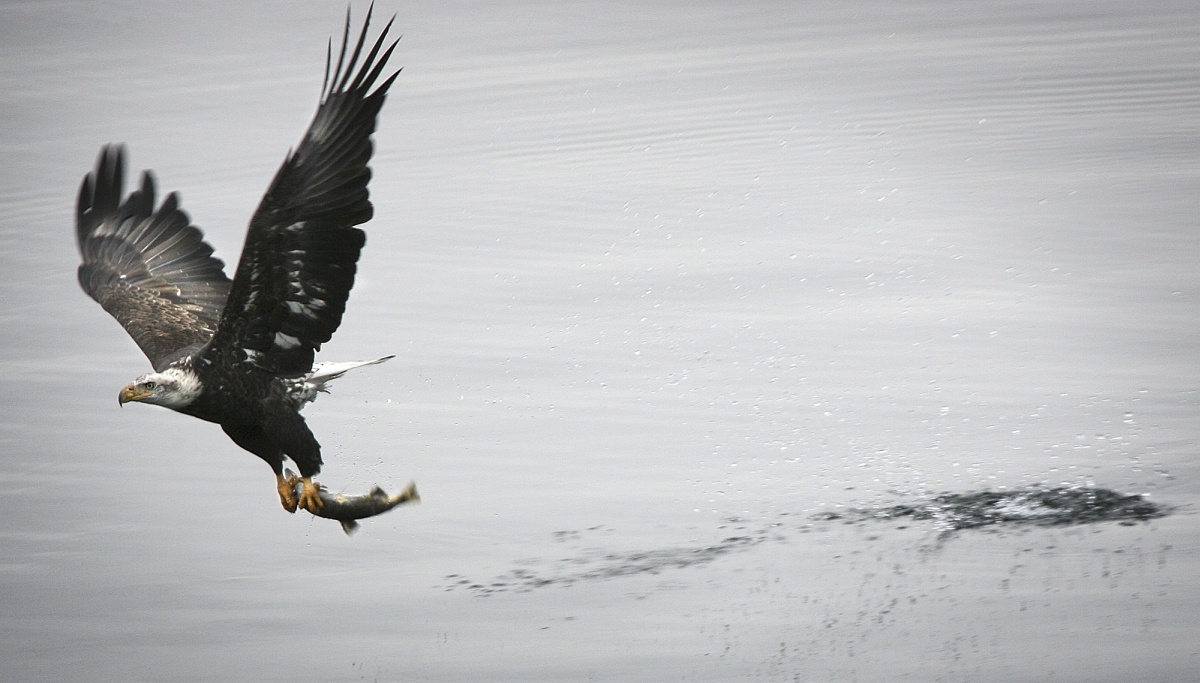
{"left": 1, "top": 1, "right": 1198, "bottom": 680}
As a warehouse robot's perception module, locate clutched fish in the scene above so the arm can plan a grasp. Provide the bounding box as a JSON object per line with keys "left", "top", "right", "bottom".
{"left": 285, "top": 469, "right": 419, "bottom": 534}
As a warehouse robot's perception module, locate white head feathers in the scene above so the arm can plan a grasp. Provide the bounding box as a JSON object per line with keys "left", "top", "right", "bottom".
{"left": 121, "top": 365, "right": 203, "bottom": 410}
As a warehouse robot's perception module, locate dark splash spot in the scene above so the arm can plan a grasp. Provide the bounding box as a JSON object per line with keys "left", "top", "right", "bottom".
{"left": 828, "top": 486, "right": 1169, "bottom": 535}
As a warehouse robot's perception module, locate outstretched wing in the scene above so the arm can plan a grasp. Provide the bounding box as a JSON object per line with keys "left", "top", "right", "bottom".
{"left": 76, "top": 145, "right": 232, "bottom": 371}
{"left": 206, "top": 6, "right": 400, "bottom": 377}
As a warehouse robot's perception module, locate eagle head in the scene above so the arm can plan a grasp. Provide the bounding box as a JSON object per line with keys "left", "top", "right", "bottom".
{"left": 119, "top": 366, "right": 203, "bottom": 410}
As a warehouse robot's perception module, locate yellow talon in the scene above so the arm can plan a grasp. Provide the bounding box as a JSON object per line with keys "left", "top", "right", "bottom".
{"left": 276, "top": 473, "right": 299, "bottom": 513}
{"left": 298, "top": 477, "right": 324, "bottom": 513}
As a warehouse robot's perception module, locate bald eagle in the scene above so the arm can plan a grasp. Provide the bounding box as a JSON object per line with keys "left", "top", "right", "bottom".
{"left": 74, "top": 7, "right": 400, "bottom": 515}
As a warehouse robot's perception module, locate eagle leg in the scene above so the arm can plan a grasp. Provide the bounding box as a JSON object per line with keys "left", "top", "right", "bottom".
{"left": 298, "top": 476, "right": 324, "bottom": 513}
{"left": 276, "top": 473, "right": 300, "bottom": 513}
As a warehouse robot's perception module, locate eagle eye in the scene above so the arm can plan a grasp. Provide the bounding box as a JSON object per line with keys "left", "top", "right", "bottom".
{"left": 142, "top": 381, "right": 158, "bottom": 390}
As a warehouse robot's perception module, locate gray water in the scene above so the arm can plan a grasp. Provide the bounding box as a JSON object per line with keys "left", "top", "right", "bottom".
{"left": 2, "top": 0, "right": 1198, "bottom": 680}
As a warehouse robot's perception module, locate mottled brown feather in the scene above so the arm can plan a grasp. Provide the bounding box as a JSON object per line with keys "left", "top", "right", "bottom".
{"left": 76, "top": 146, "right": 232, "bottom": 370}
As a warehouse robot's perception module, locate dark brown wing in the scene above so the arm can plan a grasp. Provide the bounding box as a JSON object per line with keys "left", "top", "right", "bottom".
{"left": 76, "top": 145, "right": 232, "bottom": 371}
{"left": 205, "top": 6, "right": 400, "bottom": 377}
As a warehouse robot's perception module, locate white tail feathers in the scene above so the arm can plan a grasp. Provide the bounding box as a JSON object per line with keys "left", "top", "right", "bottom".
{"left": 288, "top": 355, "right": 394, "bottom": 407}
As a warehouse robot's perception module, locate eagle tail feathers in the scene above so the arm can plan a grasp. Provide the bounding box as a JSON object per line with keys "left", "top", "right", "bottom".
{"left": 289, "top": 354, "right": 394, "bottom": 407}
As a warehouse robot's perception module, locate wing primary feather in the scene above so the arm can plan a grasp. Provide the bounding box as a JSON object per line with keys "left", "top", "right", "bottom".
{"left": 328, "top": 5, "right": 357, "bottom": 97}
{"left": 323, "top": 38, "right": 333, "bottom": 99}
{"left": 335, "top": 4, "right": 373, "bottom": 94}
{"left": 350, "top": 21, "right": 400, "bottom": 94}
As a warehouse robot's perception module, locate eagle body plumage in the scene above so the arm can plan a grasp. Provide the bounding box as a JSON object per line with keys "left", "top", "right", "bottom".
{"left": 74, "top": 7, "right": 400, "bottom": 514}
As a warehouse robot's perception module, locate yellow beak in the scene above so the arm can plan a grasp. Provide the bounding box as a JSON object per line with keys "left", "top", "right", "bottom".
{"left": 118, "top": 385, "right": 151, "bottom": 406}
